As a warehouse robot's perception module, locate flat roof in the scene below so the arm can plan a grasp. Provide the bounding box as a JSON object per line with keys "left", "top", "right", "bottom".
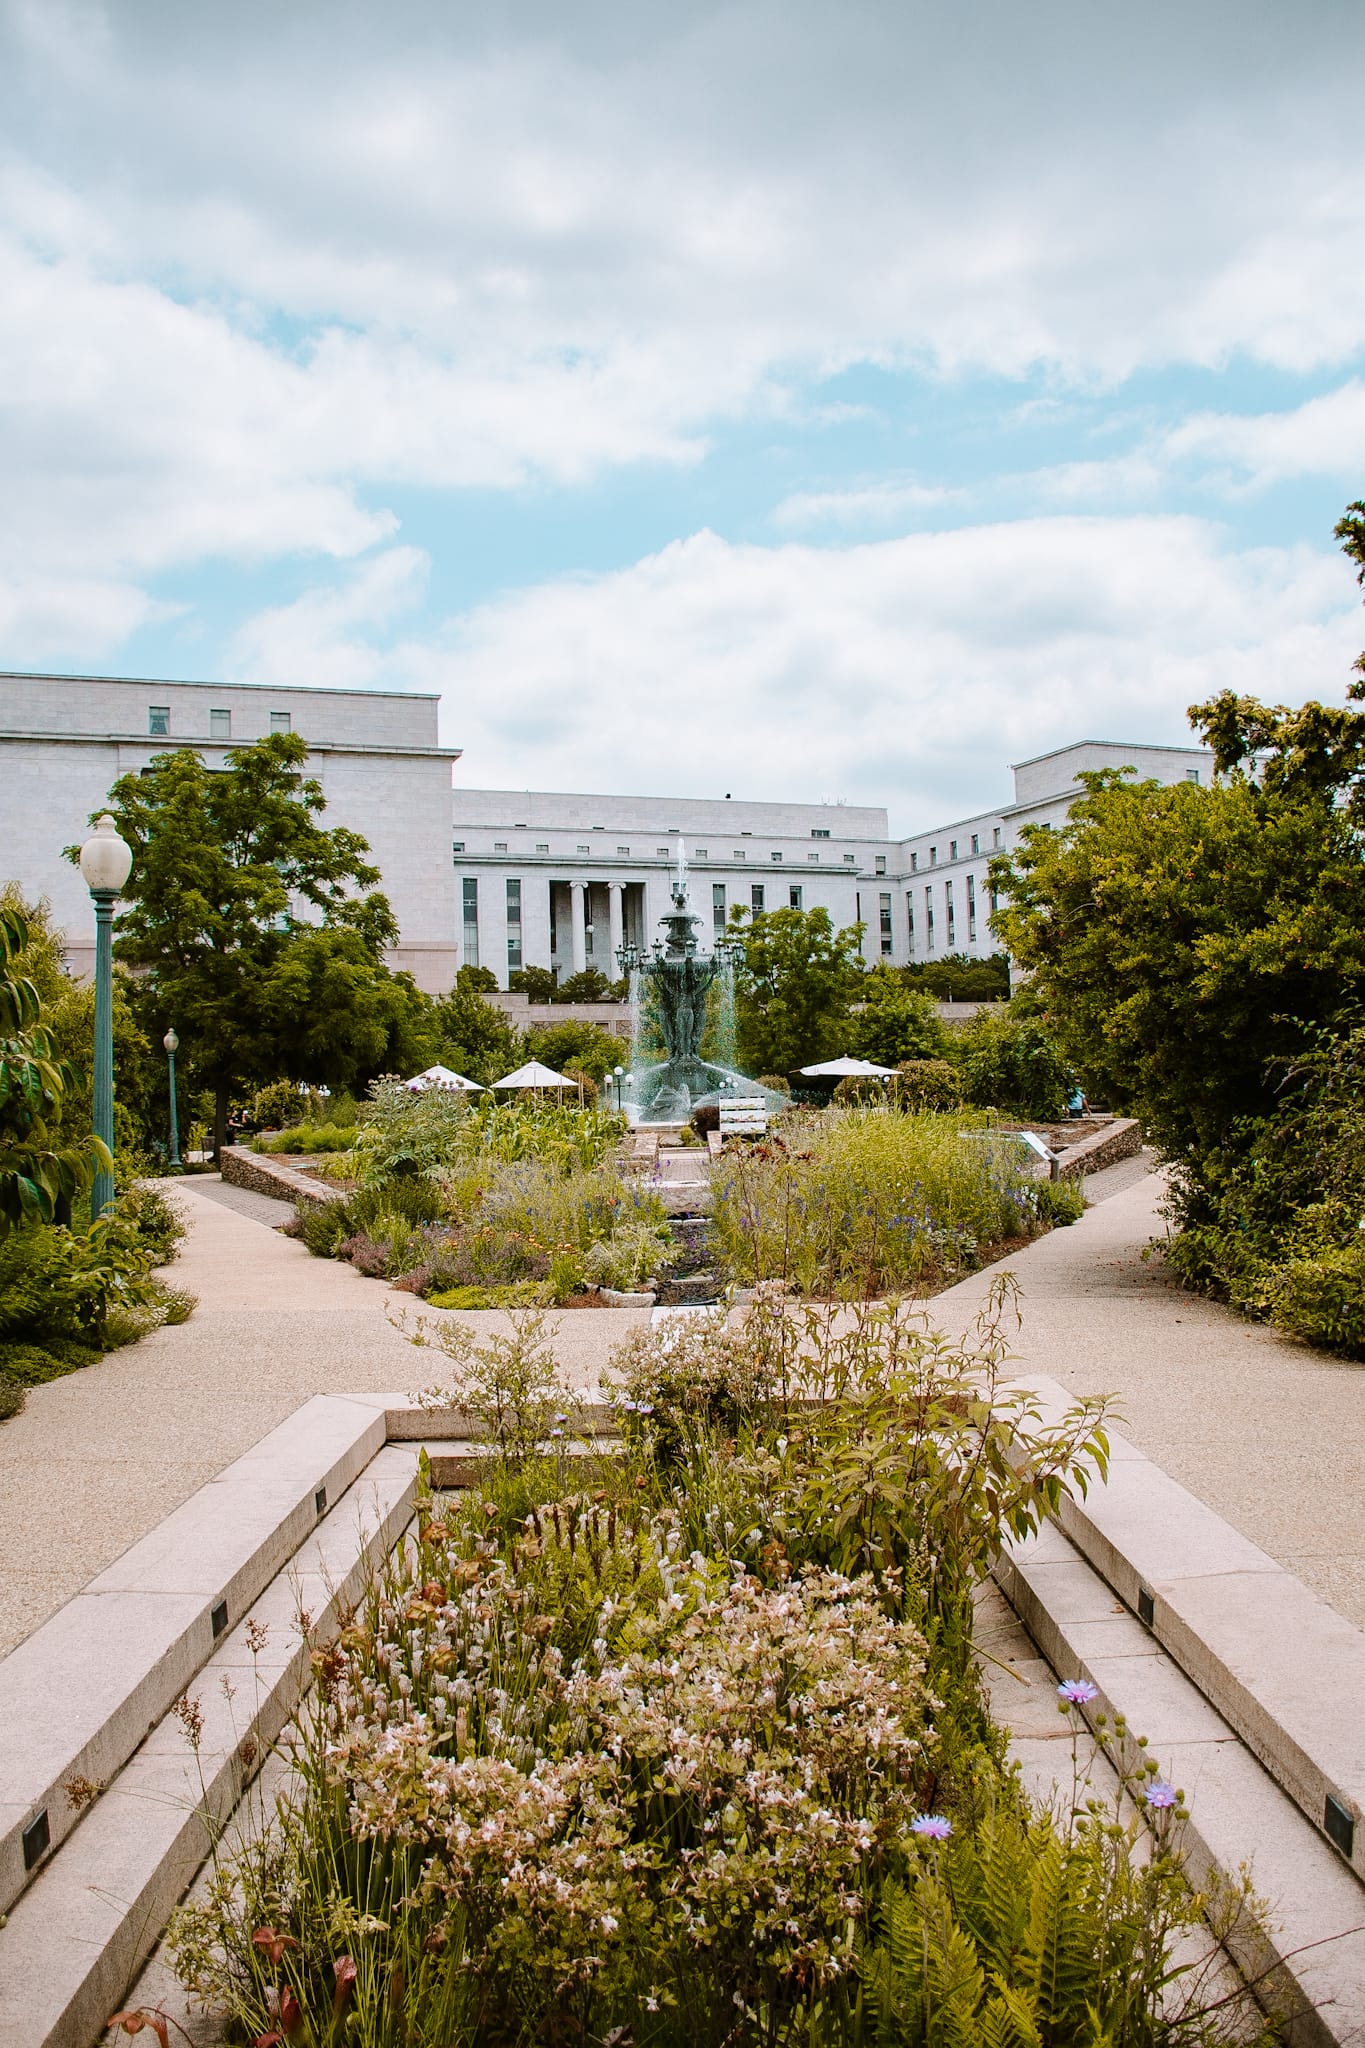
{"left": 0, "top": 669, "right": 441, "bottom": 705}
{"left": 1010, "top": 737, "right": 1210, "bottom": 769}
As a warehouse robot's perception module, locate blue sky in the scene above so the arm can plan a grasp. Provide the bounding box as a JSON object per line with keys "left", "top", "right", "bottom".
{"left": 2, "top": 0, "right": 1364, "bottom": 832}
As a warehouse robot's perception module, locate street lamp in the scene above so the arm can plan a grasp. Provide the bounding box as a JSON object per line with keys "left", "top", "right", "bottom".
{"left": 78, "top": 814, "right": 133, "bottom": 1216}
{"left": 163, "top": 1029, "right": 181, "bottom": 1169}
{"left": 612, "top": 1064, "right": 625, "bottom": 1111}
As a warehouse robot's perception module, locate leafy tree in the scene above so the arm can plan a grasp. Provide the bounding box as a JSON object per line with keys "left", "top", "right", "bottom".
{"left": 456, "top": 964, "right": 501, "bottom": 994}
{"left": 955, "top": 1007, "right": 1071, "bottom": 1121}
{"left": 525, "top": 1019, "right": 628, "bottom": 1084}
{"left": 849, "top": 967, "right": 949, "bottom": 1066}
{"left": 730, "top": 905, "right": 866, "bottom": 1076}
{"left": 902, "top": 951, "right": 1010, "bottom": 1001}
{"left": 555, "top": 968, "right": 623, "bottom": 1004}
{"left": 431, "top": 982, "right": 522, "bottom": 1085}
{"left": 0, "top": 905, "right": 106, "bottom": 1229}
{"left": 88, "top": 735, "right": 418, "bottom": 1154}
{"left": 508, "top": 965, "right": 559, "bottom": 1002}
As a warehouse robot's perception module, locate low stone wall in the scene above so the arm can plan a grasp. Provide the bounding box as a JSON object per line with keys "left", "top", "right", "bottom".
{"left": 1052, "top": 1116, "right": 1143, "bottom": 1180}
{"left": 219, "top": 1144, "right": 334, "bottom": 1207}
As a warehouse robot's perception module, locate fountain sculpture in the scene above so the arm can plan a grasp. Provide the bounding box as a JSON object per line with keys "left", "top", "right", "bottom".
{"left": 617, "top": 840, "right": 789, "bottom": 1124}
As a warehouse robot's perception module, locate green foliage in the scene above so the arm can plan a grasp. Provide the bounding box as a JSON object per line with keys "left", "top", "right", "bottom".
{"left": 291, "top": 1197, "right": 355, "bottom": 1258}
{"left": 893, "top": 1059, "right": 964, "bottom": 1112}
{"left": 710, "top": 1108, "right": 1036, "bottom": 1296}
{"left": 254, "top": 1123, "right": 358, "bottom": 1154}
{"left": 455, "top": 964, "right": 500, "bottom": 993}
{"left": 731, "top": 904, "right": 866, "bottom": 1075}
{"left": 754, "top": 1073, "right": 792, "bottom": 1096}
{"left": 0, "top": 904, "right": 107, "bottom": 1228}
{"left": 116, "top": 1181, "right": 187, "bottom": 1265}
{"left": 424, "top": 1279, "right": 551, "bottom": 1310}
{"left": 555, "top": 967, "right": 622, "bottom": 1002}
{"left": 525, "top": 1018, "right": 626, "bottom": 1084}
{"left": 1031, "top": 1176, "right": 1086, "bottom": 1226}
{"left": 955, "top": 1008, "right": 1071, "bottom": 1121}
{"left": 248, "top": 1079, "right": 311, "bottom": 1129}
{"left": 851, "top": 968, "right": 951, "bottom": 1067}
{"left": 429, "top": 979, "right": 522, "bottom": 1084}
{"left": 349, "top": 1075, "right": 474, "bottom": 1184}
{"left": 1258, "top": 1242, "right": 1365, "bottom": 1352}
{"left": 0, "top": 1374, "right": 23, "bottom": 1420}
{"left": 508, "top": 964, "right": 559, "bottom": 1001}
{"left": 901, "top": 951, "right": 1011, "bottom": 1001}
{"left": 90, "top": 733, "right": 423, "bottom": 1151}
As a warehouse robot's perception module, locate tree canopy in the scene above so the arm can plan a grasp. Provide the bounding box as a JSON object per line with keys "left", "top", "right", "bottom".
{"left": 731, "top": 905, "right": 866, "bottom": 1077}
{"left": 0, "top": 904, "right": 106, "bottom": 1229}
{"left": 848, "top": 968, "right": 949, "bottom": 1066}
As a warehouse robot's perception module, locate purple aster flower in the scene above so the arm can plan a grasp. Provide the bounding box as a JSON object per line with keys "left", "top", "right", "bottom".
{"left": 1057, "top": 1679, "right": 1099, "bottom": 1705}
{"left": 911, "top": 1814, "right": 953, "bottom": 1840}
{"left": 1145, "top": 1781, "right": 1178, "bottom": 1810}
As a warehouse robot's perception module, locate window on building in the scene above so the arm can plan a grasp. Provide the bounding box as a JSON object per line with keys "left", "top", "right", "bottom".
{"left": 970, "top": 833, "right": 979, "bottom": 855}
{"left": 617, "top": 845, "right": 630, "bottom": 855}
{"left": 695, "top": 848, "right": 708, "bottom": 859}
{"left": 808, "top": 852, "right": 819, "bottom": 863}
{"left": 811, "top": 827, "right": 830, "bottom": 838}
{"left": 879, "top": 891, "right": 893, "bottom": 956}
{"left": 843, "top": 853, "right": 856, "bottom": 865}
{"left": 910, "top": 851, "right": 918, "bottom": 872}
{"left": 148, "top": 705, "right": 170, "bottom": 736}
{"left": 967, "top": 873, "right": 977, "bottom": 944}
{"left": 462, "top": 878, "right": 479, "bottom": 970}
{"left": 789, "top": 885, "right": 803, "bottom": 910}
{"left": 925, "top": 885, "right": 935, "bottom": 954}
{"left": 656, "top": 846, "right": 670, "bottom": 856}
{"left": 906, "top": 893, "right": 915, "bottom": 955}
{"left": 506, "top": 879, "right": 522, "bottom": 971}
{"left": 494, "top": 841, "right": 508, "bottom": 853}
{"left": 578, "top": 843, "right": 591, "bottom": 854}
{"left": 990, "top": 884, "right": 1000, "bottom": 914}
{"left": 875, "top": 855, "right": 886, "bottom": 875}
{"left": 751, "top": 883, "right": 766, "bottom": 915}
{"left": 452, "top": 840, "right": 465, "bottom": 854}
{"left": 1186, "top": 768, "right": 1200, "bottom": 783}
{"left": 930, "top": 845, "right": 938, "bottom": 865}
{"left": 771, "top": 850, "right": 783, "bottom": 864}
{"left": 949, "top": 840, "right": 957, "bottom": 861}
{"left": 536, "top": 842, "right": 549, "bottom": 853}
{"left": 712, "top": 882, "right": 726, "bottom": 932}
{"left": 733, "top": 849, "right": 746, "bottom": 860}
{"left": 270, "top": 710, "right": 291, "bottom": 734}
{"left": 945, "top": 880, "right": 955, "bottom": 947}
{"left": 992, "top": 826, "right": 1002, "bottom": 849}
{"left": 210, "top": 708, "right": 231, "bottom": 740}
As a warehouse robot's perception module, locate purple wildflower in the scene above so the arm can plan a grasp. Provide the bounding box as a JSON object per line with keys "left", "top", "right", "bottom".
{"left": 911, "top": 1814, "right": 953, "bottom": 1840}
{"left": 1145, "top": 1781, "right": 1178, "bottom": 1809}
{"left": 1057, "top": 1679, "right": 1099, "bottom": 1706}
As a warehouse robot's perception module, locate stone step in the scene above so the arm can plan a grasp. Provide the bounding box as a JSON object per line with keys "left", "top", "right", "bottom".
{"left": 0, "top": 1443, "right": 420, "bottom": 2048}
{"left": 0, "top": 1393, "right": 390, "bottom": 1920}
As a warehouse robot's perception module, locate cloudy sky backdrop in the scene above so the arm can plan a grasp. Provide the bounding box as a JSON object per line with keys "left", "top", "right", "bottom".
{"left": 3, "top": 0, "right": 1364, "bottom": 828}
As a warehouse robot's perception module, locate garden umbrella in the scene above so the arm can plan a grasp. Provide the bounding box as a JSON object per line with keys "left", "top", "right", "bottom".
{"left": 490, "top": 1059, "right": 579, "bottom": 1096}
{"left": 405, "top": 1064, "right": 483, "bottom": 1092}
{"left": 798, "top": 1054, "right": 897, "bottom": 1078}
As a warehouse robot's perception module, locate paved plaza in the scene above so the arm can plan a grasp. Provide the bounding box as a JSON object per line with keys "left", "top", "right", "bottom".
{"left": 2, "top": 1161, "right": 1363, "bottom": 1655}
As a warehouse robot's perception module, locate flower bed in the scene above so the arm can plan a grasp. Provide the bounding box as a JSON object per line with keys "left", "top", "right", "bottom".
{"left": 166, "top": 1294, "right": 1261, "bottom": 2045}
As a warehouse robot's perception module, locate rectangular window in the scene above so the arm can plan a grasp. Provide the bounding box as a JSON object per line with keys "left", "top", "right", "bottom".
{"left": 789, "top": 885, "right": 803, "bottom": 910}
{"left": 808, "top": 852, "right": 819, "bottom": 863}
{"left": 506, "top": 879, "right": 522, "bottom": 972}
{"left": 536, "top": 842, "right": 549, "bottom": 853}
{"left": 910, "top": 850, "right": 918, "bottom": 872}
{"left": 148, "top": 705, "right": 170, "bottom": 736}
{"left": 930, "top": 845, "right": 938, "bottom": 865}
{"left": 452, "top": 840, "right": 465, "bottom": 854}
{"left": 656, "top": 846, "right": 670, "bottom": 856}
{"left": 879, "top": 891, "right": 893, "bottom": 956}
{"left": 906, "top": 892, "right": 915, "bottom": 954}
{"left": 967, "top": 873, "right": 977, "bottom": 943}
{"left": 945, "top": 880, "right": 956, "bottom": 947}
{"left": 875, "top": 855, "right": 886, "bottom": 875}
{"left": 1186, "top": 768, "right": 1200, "bottom": 783}
{"left": 950, "top": 839, "right": 958, "bottom": 861}
{"left": 210, "top": 708, "right": 231, "bottom": 740}
{"left": 494, "top": 841, "right": 508, "bottom": 853}
{"left": 462, "top": 878, "right": 479, "bottom": 971}
{"left": 695, "top": 848, "right": 708, "bottom": 859}
{"left": 578, "top": 843, "right": 591, "bottom": 853}
{"left": 993, "top": 826, "right": 1002, "bottom": 849}
{"left": 751, "top": 883, "right": 766, "bottom": 915}
{"left": 990, "top": 885, "right": 1001, "bottom": 914}
{"left": 925, "top": 885, "right": 935, "bottom": 953}
{"left": 712, "top": 882, "right": 726, "bottom": 933}
{"left": 811, "top": 827, "right": 830, "bottom": 838}
{"left": 733, "top": 849, "right": 746, "bottom": 860}
{"left": 270, "top": 710, "right": 291, "bottom": 734}
{"left": 617, "top": 845, "right": 630, "bottom": 855}
{"left": 970, "top": 833, "right": 979, "bottom": 855}
{"left": 770, "top": 850, "right": 783, "bottom": 864}
{"left": 843, "top": 852, "right": 856, "bottom": 865}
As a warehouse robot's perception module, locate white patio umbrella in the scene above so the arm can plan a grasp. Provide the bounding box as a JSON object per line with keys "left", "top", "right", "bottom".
{"left": 405, "top": 1063, "right": 484, "bottom": 1092}
{"left": 490, "top": 1059, "right": 579, "bottom": 1096}
{"left": 798, "top": 1054, "right": 897, "bottom": 1078}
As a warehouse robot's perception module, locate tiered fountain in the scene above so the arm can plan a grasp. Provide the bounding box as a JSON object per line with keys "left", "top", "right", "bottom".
{"left": 617, "top": 839, "right": 789, "bottom": 1125}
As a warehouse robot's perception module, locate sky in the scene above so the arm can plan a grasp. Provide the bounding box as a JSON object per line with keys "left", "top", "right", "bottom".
{"left": 3, "top": 0, "right": 1364, "bottom": 833}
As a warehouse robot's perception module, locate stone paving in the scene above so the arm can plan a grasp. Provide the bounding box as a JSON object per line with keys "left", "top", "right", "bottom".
{"left": 4, "top": 1157, "right": 1363, "bottom": 1656}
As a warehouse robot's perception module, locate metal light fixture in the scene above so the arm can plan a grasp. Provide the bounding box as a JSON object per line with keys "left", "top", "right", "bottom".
{"left": 163, "top": 1029, "right": 181, "bottom": 1170}
{"left": 78, "top": 814, "right": 133, "bottom": 1216}
{"left": 612, "top": 1062, "right": 625, "bottom": 1111}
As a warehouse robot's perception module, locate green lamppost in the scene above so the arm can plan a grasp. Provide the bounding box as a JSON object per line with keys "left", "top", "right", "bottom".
{"left": 163, "top": 1028, "right": 181, "bottom": 1169}
{"left": 78, "top": 813, "right": 133, "bottom": 1217}
{"left": 612, "top": 1063, "right": 625, "bottom": 1111}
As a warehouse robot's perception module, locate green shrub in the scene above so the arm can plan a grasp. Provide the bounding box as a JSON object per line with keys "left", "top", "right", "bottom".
{"left": 0, "top": 1374, "right": 23, "bottom": 1420}
{"left": 754, "top": 1074, "right": 792, "bottom": 1096}
{"left": 254, "top": 1123, "right": 357, "bottom": 1155}
{"left": 0, "top": 1340, "right": 84, "bottom": 1385}
{"left": 117, "top": 1182, "right": 186, "bottom": 1265}
{"left": 892, "top": 1058, "right": 963, "bottom": 1111}
{"left": 424, "top": 1279, "right": 550, "bottom": 1310}
{"left": 1031, "top": 1175, "right": 1086, "bottom": 1226}
{"left": 691, "top": 1102, "right": 721, "bottom": 1136}
{"left": 956, "top": 1008, "right": 1071, "bottom": 1120}
{"left": 248, "top": 1080, "right": 309, "bottom": 1130}
{"left": 290, "top": 1198, "right": 354, "bottom": 1257}
{"left": 1260, "top": 1242, "right": 1365, "bottom": 1352}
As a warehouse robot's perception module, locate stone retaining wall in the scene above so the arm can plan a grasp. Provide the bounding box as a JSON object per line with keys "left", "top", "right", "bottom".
{"left": 1052, "top": 1116, "right": 1142, "bottom": 1180}
{"left": 219, "top": 1145, "right": 334, "bottom": 1206}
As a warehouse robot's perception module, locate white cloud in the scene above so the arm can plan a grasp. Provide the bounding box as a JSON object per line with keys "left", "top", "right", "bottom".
{"left": 226, "top": 546, "right": 431, "bottom": 690}
{"left": 774, "top": 481, "right": 961, "bottom": 530}
{"left": 1162, "top": 380, "right": 1365, "bottom": 489}
{"left": 0, "top": 574, "right": 178, "bottom": 662}
{"left": 226, "top": 517, "right": 1363, "bottom": 824}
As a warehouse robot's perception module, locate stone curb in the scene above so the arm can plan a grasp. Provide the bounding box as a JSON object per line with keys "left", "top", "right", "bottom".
{"left": 1052, "top": 1115, "right": 1143, "bottom": 1179}
{"left": 219, "top": 1144, "right": 335, "bottom": 1206}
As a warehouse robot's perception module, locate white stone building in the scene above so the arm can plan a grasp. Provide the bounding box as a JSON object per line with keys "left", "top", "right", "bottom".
{"left": 1, "top": 668, "right": 1212, "bottom": 989}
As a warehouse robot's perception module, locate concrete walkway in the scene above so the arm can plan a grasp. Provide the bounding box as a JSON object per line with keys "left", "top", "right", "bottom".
{"left": 930, "top": 1167, "right": 1365, "bottom": 1630}
{"left": 0, "top": 1181, "right": 652, "bottom": 1656}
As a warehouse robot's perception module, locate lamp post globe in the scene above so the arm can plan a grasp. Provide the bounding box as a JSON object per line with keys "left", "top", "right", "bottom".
{"left": 612, "top": 1063, "right": 625, "bottom": 1111}
{"left": 163, "top": 1028, "right": 181, "bottom": 1171}
{"left": 79, "top": 814, "right": 133, "bottom": 1216}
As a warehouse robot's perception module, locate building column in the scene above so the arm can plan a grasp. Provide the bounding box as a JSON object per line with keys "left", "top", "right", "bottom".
{"left": 570, "top": 881, "right": 588, "bottom": 976}
{"left": 608, "top": 882, "right": 624, "bottom": 975}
